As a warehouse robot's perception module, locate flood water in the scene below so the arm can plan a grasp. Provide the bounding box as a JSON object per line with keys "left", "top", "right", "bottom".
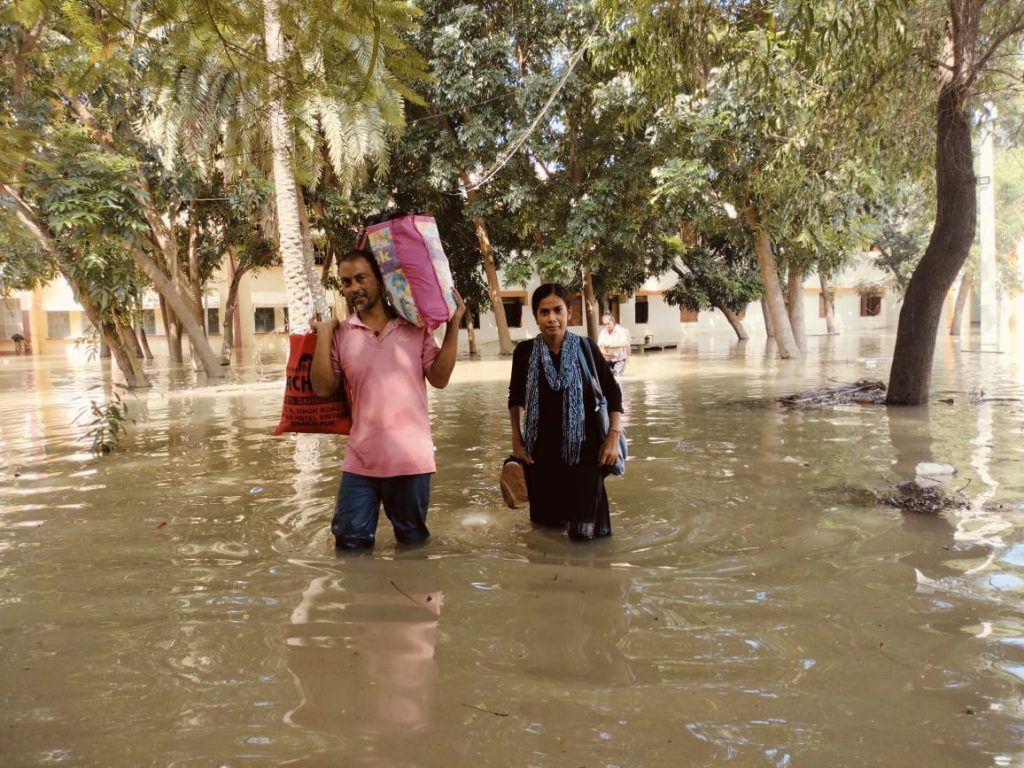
{"left": 2, "top": 330, "right": 1023, "bottom": 767}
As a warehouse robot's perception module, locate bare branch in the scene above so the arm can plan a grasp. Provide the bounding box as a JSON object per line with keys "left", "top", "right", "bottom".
{"left": 14, "top": 13, "right": 48, "bottom": 99}
{"left": 964, "top": 5, "right": 1024, "bottom": 90}
{"left": 0, "top": 182, "right": 56, "bottom": 253}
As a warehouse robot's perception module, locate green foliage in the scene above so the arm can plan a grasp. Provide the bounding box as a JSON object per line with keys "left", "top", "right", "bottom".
{"left": 870, "top": 180, "right": 934, "bottom": 295}
{"left": 2, "top": 0, "right": 1019, "bottom": 367}
{"left": 610, "top": 0, "right": 934, "bottom": 310}
{"left": 0, "top": 213, "right": 57, "bottom": 292}
{"left": 78, "top": 385, "right": 134, "bottom": 457}
{"left": 145, "top": 0, "right": 426, "bottom": 192}
{"left": 995, "top": 143, "right": 1024, "bottom": 257}
{"left": 663, "top": 233, "right": 763, "bottom": 314}
{"left": 854, "top": 278, "right": 887, "bottom": 297}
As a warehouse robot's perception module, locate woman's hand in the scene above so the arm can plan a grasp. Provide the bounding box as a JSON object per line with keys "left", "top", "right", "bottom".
{"left": 598, "top": 429, "right": 621, "bottom": 467}
{"left": 511, "top": 434, "right": 534, "bottom": 465}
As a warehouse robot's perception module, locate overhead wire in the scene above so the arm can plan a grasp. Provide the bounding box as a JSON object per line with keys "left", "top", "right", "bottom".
{"left": 460, "top": 24, "right": 599, "bottom": 193}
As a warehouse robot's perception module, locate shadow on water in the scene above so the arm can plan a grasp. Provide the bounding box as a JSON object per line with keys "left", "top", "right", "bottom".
{"left": 1, "top": 331, "right": 1024, "bottom": 766}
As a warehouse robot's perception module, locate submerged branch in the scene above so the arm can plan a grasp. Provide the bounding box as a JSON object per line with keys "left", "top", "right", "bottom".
{"left": 778, "top": 379, "right": 887, "bottom": 408}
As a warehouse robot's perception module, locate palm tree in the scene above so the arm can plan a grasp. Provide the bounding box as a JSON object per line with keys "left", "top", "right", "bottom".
{"left": 148, "top": 0, "right": 422, "bottom": 332}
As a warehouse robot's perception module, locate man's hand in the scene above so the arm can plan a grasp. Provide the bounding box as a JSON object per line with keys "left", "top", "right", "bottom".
{"left": 310, "top": 316, "right": 340, "bottom": 336}
{"left": 450, "top": 288, "right": 466, "bottom": 327}
{"left": 309, "top": 315, "right": 341, "bottom": 397}
{"left": 426, "top": 290, "right": 465, "bottom": 389}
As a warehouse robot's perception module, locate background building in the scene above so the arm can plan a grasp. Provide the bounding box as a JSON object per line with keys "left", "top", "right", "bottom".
{"left": 0, "top": 250, "right": 944, "bottom": 359}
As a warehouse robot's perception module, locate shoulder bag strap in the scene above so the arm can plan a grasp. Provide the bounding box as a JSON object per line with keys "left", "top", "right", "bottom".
{"left": 576, "top": 336, "right": 604, "bottom": 399}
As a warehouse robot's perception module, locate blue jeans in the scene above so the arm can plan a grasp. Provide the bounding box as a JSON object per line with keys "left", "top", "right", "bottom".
{"left": 332, "top": 472, "right": 432, "bottom": 549}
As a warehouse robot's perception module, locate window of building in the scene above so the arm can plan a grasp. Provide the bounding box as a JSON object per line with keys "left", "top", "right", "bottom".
{"left": 207, "top": 307, "right": 220, "bottom": 335}
{"left": 634, "top": 295, "right": 649, "bottom": 325}
{"left": 46, "top": 311, "right": 71, "bottom": 338}
{"left": 860, "top": 295, "right": 882, "bottom": 317}
{"left": 254, "top": 307, "right": 276, "bottom": 333}
{"left": 606, "top": 299, "right": 620, "bottom": 323}
{"left": 0, "top": 298, "right": 22, "bottom": 339}
{"left": 679, "top": 307, "right": 699, "bottom": 323}
{"left": 501, "top": 296, "right": 524, "bottom": 328}
{"left": 140, "top": 309, "right": 157, "bottom": 335}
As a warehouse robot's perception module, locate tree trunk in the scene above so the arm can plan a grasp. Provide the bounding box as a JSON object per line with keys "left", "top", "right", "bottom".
{"left": 104, "top": 321, "right": 147, "bottom": 385}
{"left": 71, "top": 100, "right": 225, "bottom": 379}
{"left": 320, "top": 243, "right": 335, "bottom": 289}
{"left": 581, "top": 265, "right": 599, "bottom": 341}
{"left": 174, "top": 323, "right": 186, "bottom": 363}
{"left": 761, "top": 299, "right": 774, "bottom": 337}
{"left": 159, "top": 293, "right": 183, "bottom": 362}
{"left": 263, "top": 0, "right": 327, "bottom": 334}
{"left": 745, "top": 206, "right": 800, "bottom": 357}
{"left": 787, "top": 266, "right": 807, "bottom": 352}
{"left": 456, "top": 169, "right": 514, "bottom": 355}
{"left": 72, "top": 282, "right": 147, "bottom": 386}
{"left": 122, "top": 322, "right": 144, "bottom": 359}
{"left": 444, "top": 117, "right": 514, "bottom": 355}
{"left": 465, "top": 306, "right": 478, "bottom": 355}
{"left": 134, "top": 246, "right": 217, "bottom": 372}
{"left": 887, "top": 68, "right": 976, "bottom": 403}
{"left": 187, "top": 213, "right": 206, "bottom": 338}
{"left": 716, "top": 302, "right": 749, "bottom": 340}
{"left": 819, "top": 272, "right": 837, "bottom": 334}
{"left": 0, "top": 181, "right": 148, "bottom": 385}
{"left": 138, "top": 324, "right": 154, "bottom": 359}
{"left": 220, "top": 259, "right": 250, "bottom": 365}
{"left": 949, "top": 267, "right": 973, "bottom": 336}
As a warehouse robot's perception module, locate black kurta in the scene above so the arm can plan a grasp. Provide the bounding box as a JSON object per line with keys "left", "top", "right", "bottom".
{"left": 508, "top": 335, "right": 624, "bottom": 532}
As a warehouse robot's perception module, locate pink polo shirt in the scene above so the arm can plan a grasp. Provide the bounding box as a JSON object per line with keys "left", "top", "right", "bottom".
{"left": 331, "top": 314, "right": 441, "bottom": 477}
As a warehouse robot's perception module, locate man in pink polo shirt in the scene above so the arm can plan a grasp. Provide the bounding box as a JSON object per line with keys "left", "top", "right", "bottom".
{"left": 310, "top": 249, "right": 465, "bottom": 549}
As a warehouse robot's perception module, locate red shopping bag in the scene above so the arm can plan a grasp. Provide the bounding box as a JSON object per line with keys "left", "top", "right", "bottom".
{"left": 274, "top": 333, "right": 352, "bottom": 435}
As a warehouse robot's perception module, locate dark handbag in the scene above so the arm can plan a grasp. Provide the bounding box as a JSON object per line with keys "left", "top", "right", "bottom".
{"left": 576, "top": 339, "right": 627, "bottom": 475}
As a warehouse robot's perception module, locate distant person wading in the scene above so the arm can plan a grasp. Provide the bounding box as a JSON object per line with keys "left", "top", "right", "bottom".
{"left": 597, "top": 313, "right": 630, "bottom": 376}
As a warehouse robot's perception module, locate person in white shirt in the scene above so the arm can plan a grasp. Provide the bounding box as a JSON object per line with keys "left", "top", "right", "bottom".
{"left": 597, "top": 313, "right": 630, "bottom": 376}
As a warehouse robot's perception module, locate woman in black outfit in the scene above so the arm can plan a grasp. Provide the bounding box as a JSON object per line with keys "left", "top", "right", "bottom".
{"left": 508, "top": 284, "right": 624, "bottom": 540}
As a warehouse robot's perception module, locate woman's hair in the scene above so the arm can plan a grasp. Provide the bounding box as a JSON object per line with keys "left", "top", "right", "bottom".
{"left": 338, "top": 248, "right": 386, "bottom": 288}
{"left": 531, "top": 283, "right": 571, "bottom": 315}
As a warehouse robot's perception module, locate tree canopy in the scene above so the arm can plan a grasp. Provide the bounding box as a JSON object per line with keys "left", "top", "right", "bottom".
{"left": 2, "top": 0, "right": 1023, "bottom": 401}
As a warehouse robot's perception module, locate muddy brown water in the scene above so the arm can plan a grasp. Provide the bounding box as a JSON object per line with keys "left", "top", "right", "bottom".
{"left": 1, "top": 331, "right": 1023, "bottom": 767}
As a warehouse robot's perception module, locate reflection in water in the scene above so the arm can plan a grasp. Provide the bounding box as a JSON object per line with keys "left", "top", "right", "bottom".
{"left": 885, "top": 406, "right": 936, "bottom": 482}
{"left": 516, "top": 561, "right": 636, "bottom": 686}
{"left": 285, "top": 561, "right": 442, "bottom": 742}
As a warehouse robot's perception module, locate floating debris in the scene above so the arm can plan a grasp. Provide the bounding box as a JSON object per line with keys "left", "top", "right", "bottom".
{"left": 778, "top": 379, "right": 887, "bottom": 408}
{"left": 878, "top": 481, "right": 969, "bottom": 515}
